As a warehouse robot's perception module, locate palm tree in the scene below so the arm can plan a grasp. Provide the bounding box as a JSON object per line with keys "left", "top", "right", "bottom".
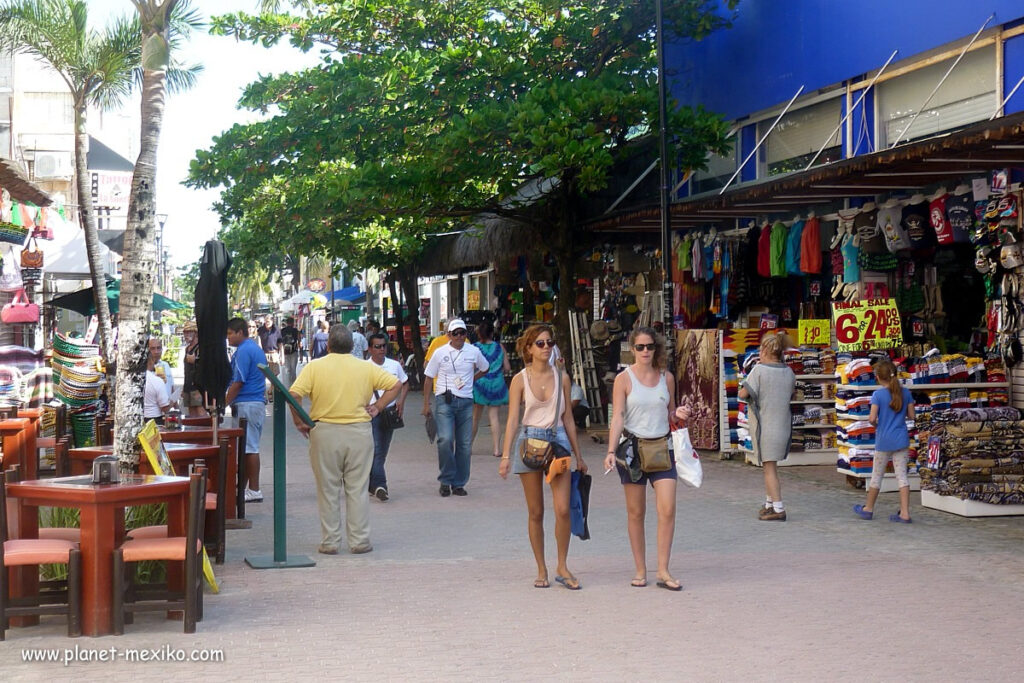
{"left": 0, "top": 0, "right": 139, "bottom": 364}
{"left": 113, "top": 0, "right": 202, "bottom": 468}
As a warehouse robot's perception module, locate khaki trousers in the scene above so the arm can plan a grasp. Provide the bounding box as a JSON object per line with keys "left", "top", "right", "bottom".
{"left": 308, "top": 421, "right": 374, "bottom": 550}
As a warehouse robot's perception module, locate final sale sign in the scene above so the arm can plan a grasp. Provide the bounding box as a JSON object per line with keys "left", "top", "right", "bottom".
{"left": 831, "top": 298, "right": 903, "bottom": 352}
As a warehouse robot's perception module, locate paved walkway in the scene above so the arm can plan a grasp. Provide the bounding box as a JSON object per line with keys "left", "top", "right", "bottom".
{"left": 5, "top": 388, "right": 1024, "bottom": 681}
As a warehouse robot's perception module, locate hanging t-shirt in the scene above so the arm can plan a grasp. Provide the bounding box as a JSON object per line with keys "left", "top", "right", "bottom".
{"left": 903, "top": 201, "right": 935, "bottom": 248}
{"left": 786, "top": 219, "right": 804, "bottom": 275}
{"left": 854, "top": 208, "right": 884, "bottom": 254}
{"left": 702, "top": 242, "right": 714, "bottom": 282}
{"left": 878, "top": 206, "right": 909, "bottom": 252}
{"left": 769, "top": 221, "right": 788, "bottom": 278}
{"left": 799, "top": 216, "right": 822, "bottom": 274}
{"left": 841, "top": 234, "right": 860, "bottom": 283}
{"left": 930, "top": 194, "right": 954, "bottom": 245}
{"left": 757, "top": 222, "right": 772, "bottom": 277}
{"left": 945, "top": 194, "right": 973, "bottom": 243}
{"left": 691, "top": 235, "right": 703, "bottom": 280}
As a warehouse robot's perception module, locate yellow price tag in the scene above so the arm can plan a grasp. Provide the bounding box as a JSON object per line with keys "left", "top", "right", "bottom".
{"left": 798, "top": 319, "right": 830, "bottom": 345}
{"left": 831, "top": 298, "right": 903, "bottom": 352}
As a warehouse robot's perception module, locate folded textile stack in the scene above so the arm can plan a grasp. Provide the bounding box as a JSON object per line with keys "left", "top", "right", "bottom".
{"left": 920, "top": 407, "right": 1024, "bottom": 504}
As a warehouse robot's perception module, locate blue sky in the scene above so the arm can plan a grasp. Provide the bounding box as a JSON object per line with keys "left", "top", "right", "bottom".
{"left": 89, "top": 0, "right": 317, "bottom": 269}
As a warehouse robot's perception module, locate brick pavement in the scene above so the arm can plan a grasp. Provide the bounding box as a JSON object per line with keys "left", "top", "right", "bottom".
{"left": 4, "top": 388, "right": 1024, "bottom": 681}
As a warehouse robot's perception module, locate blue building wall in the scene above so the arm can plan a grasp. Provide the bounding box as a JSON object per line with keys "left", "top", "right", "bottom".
{"left": 668, "top": 0, "right": 1024, "bottom": 121}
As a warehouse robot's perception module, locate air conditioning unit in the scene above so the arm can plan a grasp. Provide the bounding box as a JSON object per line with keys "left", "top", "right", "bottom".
{"left": 34, "top": 151, "right": 73, "bottom": 179}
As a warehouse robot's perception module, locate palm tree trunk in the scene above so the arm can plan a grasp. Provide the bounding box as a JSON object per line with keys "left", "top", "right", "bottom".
{"left": 114, "top": 65, "right": 168, "bottom": 470}
{"left": 73, "top": 105, "right": 114, "bottom": 366}
{"left": 397, "top": 266, "right": 424, "bottom": 370}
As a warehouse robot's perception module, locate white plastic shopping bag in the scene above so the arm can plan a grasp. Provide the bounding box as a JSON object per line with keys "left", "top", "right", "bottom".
{"left": 672, "top": 427, "right": 702, "bottom": 488}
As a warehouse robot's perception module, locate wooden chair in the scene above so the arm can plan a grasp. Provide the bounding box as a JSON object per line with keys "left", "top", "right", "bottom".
{"left": 1, "top": 469, "right": 82, "bottom": 639}
{"left": 112, "top": 471, "right": 206, "bottom": 634}
{"left": 4, "top": 464, "right": 81, "bottom": 544}
{"left": 128, "top": 438, "right": 229, "bottom": 564}
{"left": 53, "top": 437, "right": 72, "bottom": 477}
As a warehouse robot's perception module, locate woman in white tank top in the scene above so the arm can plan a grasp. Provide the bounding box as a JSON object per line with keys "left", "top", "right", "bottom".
{"left": 500, "top": 325, "right": 586, "bottom": 589}
{"left": 604, "top": 326, "right": 691, "bottom": 591}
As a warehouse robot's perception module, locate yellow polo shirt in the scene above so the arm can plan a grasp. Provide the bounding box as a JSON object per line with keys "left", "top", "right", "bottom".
{"left": 424, "top": 335, "right": 448, "bottom": 363}
{"left": 290, "top": 353, "right": 398, "bottom": 424}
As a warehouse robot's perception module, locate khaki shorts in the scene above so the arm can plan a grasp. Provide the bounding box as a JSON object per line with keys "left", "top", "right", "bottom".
{"left": 181, "top": 389, "right": 204, "bottom": 408}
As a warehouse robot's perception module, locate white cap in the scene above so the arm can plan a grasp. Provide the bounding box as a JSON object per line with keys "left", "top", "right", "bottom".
{"left": 447, "top": 318, "right": 467, "bottom": 332}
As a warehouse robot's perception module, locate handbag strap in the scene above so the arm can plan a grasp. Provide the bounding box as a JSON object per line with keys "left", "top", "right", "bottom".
{"left": 550, "top": 367, "right": 562, "bottom": 431}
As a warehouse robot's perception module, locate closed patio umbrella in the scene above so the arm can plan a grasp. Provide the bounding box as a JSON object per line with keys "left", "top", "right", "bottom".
{"left": 193, "top": 240, "right": 232, "bottom": 411}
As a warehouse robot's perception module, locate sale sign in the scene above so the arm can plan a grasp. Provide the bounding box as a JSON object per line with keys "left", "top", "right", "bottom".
{"left": 798, "top": 319, "right": 830, "bottom": 345}
{"left": 831, "top": 298, "right": 903, "bottom": 351}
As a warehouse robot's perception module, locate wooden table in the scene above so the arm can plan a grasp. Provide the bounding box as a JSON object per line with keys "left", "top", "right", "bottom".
{"left": 7, "top": 474, "right": 189, "bottom": 637}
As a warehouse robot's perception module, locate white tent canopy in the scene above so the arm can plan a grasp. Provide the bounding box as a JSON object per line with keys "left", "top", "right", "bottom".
{"left": 43, "top": 210, "right": 119, "bottom": 283}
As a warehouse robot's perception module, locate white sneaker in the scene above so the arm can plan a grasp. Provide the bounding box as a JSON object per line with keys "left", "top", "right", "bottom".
{"left": 245, "top": 488, "right": 263, "bottom": 503}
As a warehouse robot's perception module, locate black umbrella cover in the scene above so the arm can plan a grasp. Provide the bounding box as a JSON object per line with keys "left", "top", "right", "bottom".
{"left": 194, "top": 240, "right": 233, "bottom": 411}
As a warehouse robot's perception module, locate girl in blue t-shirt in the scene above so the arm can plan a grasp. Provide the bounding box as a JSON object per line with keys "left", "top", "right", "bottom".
{"left": 853, "top": 360, "right": 915, "bottom": 523}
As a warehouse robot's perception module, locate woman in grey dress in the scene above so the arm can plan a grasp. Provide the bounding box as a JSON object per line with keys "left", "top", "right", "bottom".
{"left": 739, "top": 334, "right": 795, "bottom": 521}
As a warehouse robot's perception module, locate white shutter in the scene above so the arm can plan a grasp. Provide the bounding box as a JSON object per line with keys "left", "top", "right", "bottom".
{"left": 763, "top": 98, "right": 842, "bottom": 166}
{"left": 878, "top": 45, "right": 997, "bottom": 146}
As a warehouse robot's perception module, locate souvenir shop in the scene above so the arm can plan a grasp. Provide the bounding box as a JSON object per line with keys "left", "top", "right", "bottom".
{"left": 661, "top": 113, "right": 1024, "bottom": 517}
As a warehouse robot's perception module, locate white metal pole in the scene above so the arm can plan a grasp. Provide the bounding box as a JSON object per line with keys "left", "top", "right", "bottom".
{"left": 720, "top": 86, "right": 805, "bottom": 195}
{"left": 991, "top": 72, "right": 1024, "bottom": 120}
{"left": 804, "top": 49, "right": 899, "bottom": 171}
{"left": 890, "top": 14, "right": 994, "bottom": 147}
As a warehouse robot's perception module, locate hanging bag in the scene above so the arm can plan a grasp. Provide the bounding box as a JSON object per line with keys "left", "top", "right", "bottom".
{"left": 20, "top": 237, "right": 43, "bottom": 269}
{"left": 0, "top": 246, "right": 24, "bottom": 292}
{"left": 672, "top": 426, "right": 703, "bottom": 487}
{"left": 519, "top": 368, "right": 564, "bottom": 470}
{"left": 1, "top": 288, "right": 39, "bottom": 324}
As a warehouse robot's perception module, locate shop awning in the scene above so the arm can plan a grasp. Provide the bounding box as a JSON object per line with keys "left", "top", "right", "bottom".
{"left": 0, "top": 158, "right": 51, "bottom": 206}
{"left": 584, "top": 110, "right": 1024, "bottom": 233}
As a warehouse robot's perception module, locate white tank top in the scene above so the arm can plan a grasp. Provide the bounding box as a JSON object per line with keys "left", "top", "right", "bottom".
{"left": 623, "top": 367, "right": 670, "bottom": 438}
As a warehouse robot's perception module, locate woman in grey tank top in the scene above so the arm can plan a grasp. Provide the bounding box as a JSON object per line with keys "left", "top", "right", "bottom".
{"left": 603, "top": 327, "right": 691, "bottom": 591}
{"left": 500, "top": 325, "right": 587, "bottom": 589}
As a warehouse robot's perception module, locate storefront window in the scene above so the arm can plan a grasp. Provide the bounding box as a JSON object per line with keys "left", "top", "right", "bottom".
{"left": 692, "top": 148, "right": 738, "bottom": 195}
{"left": 876, "top": 45, "right": 996, "bottom": 147}
{"left": 761, "top": 97, "right": 842, "bottom": 176}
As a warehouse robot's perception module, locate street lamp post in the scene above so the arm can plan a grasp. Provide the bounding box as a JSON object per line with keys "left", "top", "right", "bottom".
{"left": 655, "top": 0, "right": 673, "bottom": 336}
{"left": 155, "top": 213, "right": 168, "bottom": 294}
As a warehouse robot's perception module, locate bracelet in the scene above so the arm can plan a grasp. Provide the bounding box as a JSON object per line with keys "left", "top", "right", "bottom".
{"left": 500, "top": 456, "right": 509, "bottom": 460}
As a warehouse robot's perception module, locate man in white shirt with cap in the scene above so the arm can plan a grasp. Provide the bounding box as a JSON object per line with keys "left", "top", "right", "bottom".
{"left": 422, "top": 318, "right": 489, "bottom": 496}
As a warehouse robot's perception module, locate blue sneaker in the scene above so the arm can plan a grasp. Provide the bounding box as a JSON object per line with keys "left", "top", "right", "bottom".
{"left": 853, "top": 504, "right": 873, "bottom": 520}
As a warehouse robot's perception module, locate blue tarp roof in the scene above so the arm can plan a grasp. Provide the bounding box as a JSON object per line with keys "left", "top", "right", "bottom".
{"left": 328, "top": 286, "right": 365, "bottom": 304}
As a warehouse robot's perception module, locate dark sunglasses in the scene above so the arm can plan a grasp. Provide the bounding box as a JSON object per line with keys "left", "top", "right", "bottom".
{"left": 371, "top": 344, "right": 386, "bottom": 349}
{"left": 534, "top": 339, "right": 557, "bottom": 348}
{"left": 450, "top": 329, "right": 467, "bottom": 336}
{"left": 634, "top": 343, "right": 657, "bottom": 351}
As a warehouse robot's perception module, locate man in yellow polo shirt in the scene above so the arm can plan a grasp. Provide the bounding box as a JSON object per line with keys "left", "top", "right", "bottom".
{"left": 289, "top": 324, "right": 400, "bottom": 555}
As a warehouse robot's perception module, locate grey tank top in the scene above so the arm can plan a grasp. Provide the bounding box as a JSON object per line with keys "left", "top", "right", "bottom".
{"left": 623, "top": 367, "right": 670, "bottom": 438}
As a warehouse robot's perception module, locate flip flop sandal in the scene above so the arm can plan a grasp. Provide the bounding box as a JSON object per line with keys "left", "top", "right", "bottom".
{"left": 656, "top": 578, "right": 683, "bottom": 591}
{"left": 534, "top": 578, "right": 550, "bottom": 588}
{"left": 630, "top": 578, "right": 647, "bottom": 588}
{"left": 555, "top": 575, "right": 581, "bottom": 590}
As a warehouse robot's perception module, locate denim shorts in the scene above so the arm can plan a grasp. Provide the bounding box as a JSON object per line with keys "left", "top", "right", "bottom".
{"left": 234, "top": 401, "right": 266, "bottom": 453}
{"left": 511, "top": 426, "right": 572, "bottom": 475}
{"left": 615, "top": 438, "right": 677, "bottom": 486}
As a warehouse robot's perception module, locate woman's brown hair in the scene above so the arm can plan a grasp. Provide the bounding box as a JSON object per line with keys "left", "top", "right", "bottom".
{"left": 516, "top": 324, "right": 554, "bottom": 364}
{"left": 874, "top": 359, "right": 903, "bottom": 413}
{"left": 629, "top": 326, "right": 667, "bottom": 371}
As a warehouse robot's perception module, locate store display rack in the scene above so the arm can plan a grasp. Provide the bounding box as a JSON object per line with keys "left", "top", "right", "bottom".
{"left": 744, "top": 373, "right": 838, "bottom": 467}
{"left": 921, "top": 489, "right": 1024, "bottom": 517}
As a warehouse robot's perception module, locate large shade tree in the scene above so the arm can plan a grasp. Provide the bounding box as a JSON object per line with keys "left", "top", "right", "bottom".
{"left": 114, "top": 0, "right": 202, "bottom": 468}
{"left": 189, "top": 0, "right": 736, "bottom": 352}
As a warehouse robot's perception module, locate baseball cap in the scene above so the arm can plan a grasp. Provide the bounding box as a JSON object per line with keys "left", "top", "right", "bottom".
{"left": 447, "top": 319, "right": 467, "bottom": 332}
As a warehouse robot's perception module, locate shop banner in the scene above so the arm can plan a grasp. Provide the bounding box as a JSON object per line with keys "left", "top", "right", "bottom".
{"left": 797, "top": 319, "right": 831, "bottom": 345}
{"left": 831, "top": 298, "right": 903, "bottom": 351}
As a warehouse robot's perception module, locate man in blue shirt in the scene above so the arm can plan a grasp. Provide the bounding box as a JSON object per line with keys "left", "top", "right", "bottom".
{"left": 226, "top": 317, "right": 269, "bottom": 503}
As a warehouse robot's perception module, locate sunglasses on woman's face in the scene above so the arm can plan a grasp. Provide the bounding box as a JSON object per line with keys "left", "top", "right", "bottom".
{"left": 634, "top": 343, "right": 657, "bottom": 351}
{"left": 534, "top": 339, "right": 556, "bottom": 348}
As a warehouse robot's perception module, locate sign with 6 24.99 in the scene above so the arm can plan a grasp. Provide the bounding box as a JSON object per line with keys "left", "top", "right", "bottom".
{"left": 831, "top": 298, "right": 903, "bottom": 352}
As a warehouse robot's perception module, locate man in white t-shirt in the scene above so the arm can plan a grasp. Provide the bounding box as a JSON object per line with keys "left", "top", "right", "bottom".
{"left": 422, "top": 318, "right": 489, "bottom": 497}
{"left": 366, "top": 332, "right": 409, "bottom": 501}
{"left": 148, "top": 337, "right": 174, "bottom": 400}
{"left": 144, "top": 336, "right": 172, "bottom": 424}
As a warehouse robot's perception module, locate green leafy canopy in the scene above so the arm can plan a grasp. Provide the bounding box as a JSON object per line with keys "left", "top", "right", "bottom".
{"left": 188, "top": 0, "right": 737, "bottom": 274}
